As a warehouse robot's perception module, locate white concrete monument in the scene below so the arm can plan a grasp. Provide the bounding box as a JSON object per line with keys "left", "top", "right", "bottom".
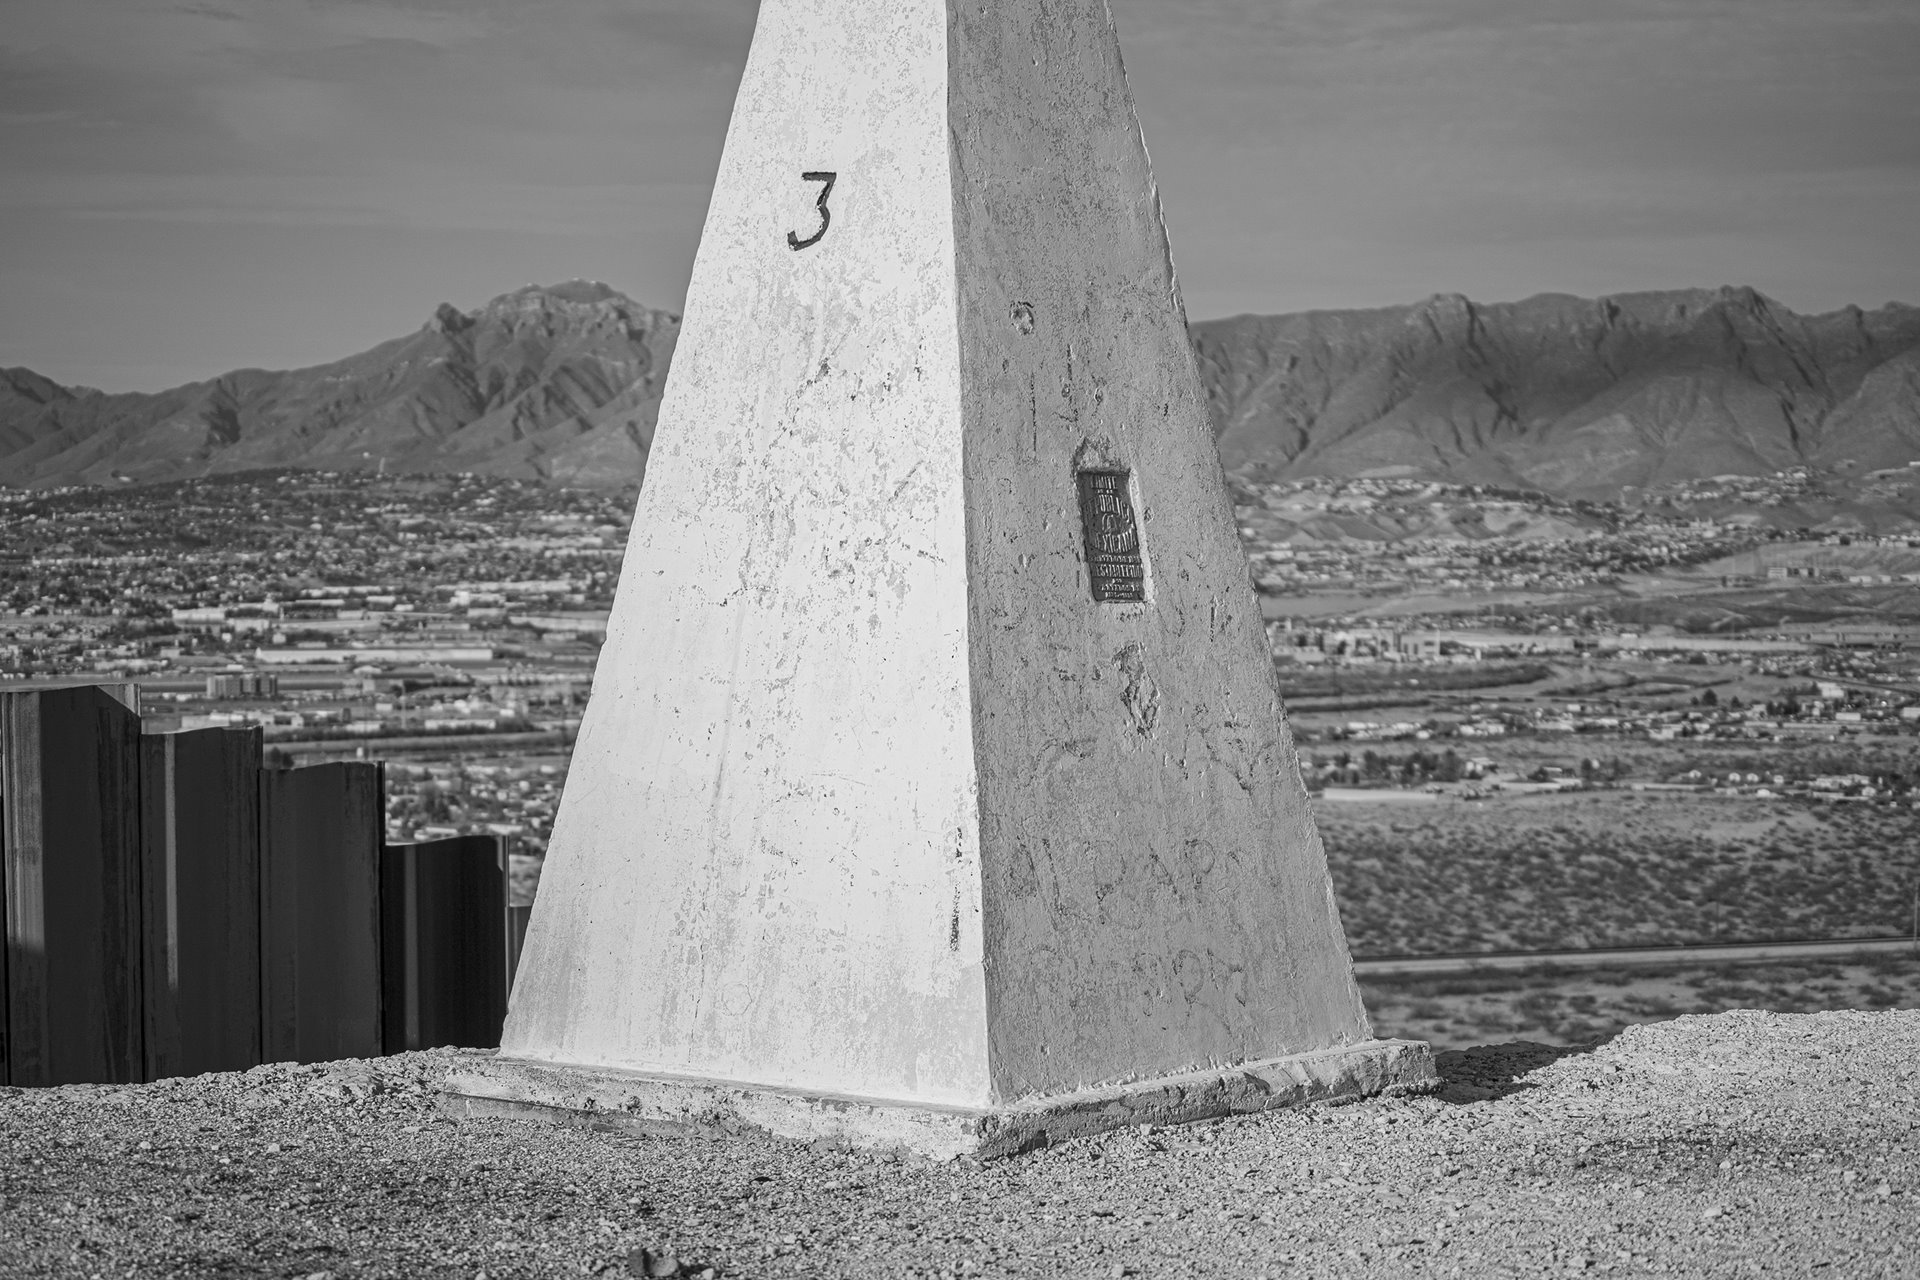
{"left": 444, "top": 0, "right": 1435, "bottom": 1156}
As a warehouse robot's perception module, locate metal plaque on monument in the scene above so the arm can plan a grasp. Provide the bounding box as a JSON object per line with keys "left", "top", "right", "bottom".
{"left": 442, "top": 0, "right": 1436, "bottom": 1157}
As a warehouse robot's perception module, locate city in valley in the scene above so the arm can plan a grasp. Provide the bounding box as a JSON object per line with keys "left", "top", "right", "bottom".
{"left": 4, "top": 464, "right": 1918, "bottom": 1048}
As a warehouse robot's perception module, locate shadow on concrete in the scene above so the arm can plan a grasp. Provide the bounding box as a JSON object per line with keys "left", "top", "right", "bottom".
{"left": 1433, "top": 1036, "right": 1615, "bottom": 1104}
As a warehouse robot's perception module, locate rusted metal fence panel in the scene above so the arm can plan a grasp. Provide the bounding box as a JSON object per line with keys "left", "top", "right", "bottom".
{"left": 0, "top": 687, "right": 145, "bottom": 1086}
{"left": 381, "top": 835, "right": 509, "bottom": 1053}
{"left": 140, "top": 727, "right": 263, "bottom": 1080}
{"left": 259, "top": 762, "right": 383, "bottom": 1064}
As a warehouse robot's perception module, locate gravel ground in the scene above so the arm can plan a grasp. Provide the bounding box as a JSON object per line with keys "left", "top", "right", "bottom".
{"left": 3, "top": 1009, "right": 1916, "bottom": 1279}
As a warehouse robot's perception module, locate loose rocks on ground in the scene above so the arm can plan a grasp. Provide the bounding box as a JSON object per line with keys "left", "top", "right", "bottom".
{"left": 2, "top": 1010, "right": 1916, "bottom": 1278}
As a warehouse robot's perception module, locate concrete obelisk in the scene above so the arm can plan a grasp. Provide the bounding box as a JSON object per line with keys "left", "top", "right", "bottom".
{"left": 444, "top": 0, "right": 1434, "bottom": 1155}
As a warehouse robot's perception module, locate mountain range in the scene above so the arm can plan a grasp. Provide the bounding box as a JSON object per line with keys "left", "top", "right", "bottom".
{"left": 1195, "top": 287, "right": 1920, "bottom": 497}
{"left": 0, "top": 281, "right": 677, "bottom": 490}
{"left": 4, "top": 282, "right": 1917, "bottom": 497}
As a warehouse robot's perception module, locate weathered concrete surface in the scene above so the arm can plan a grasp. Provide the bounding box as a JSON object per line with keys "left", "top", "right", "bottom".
{"left": 443, "top": 1039, "right": 1434, "bottom": 1161}
{"left": 502, "top": 0, "right": 987, "bottom": 1107}
{"left": 950, "top": 0, "right": 1368, "bottom": 1100}
{"left": 487, "top": 0, "right": 1403, "bottom": 1139}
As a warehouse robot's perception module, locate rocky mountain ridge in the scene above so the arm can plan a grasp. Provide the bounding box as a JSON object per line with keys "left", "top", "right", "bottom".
{"left": 0, "top": 281, "right": 678, "bottom": 490}
{"left": 5, "top": 283, "right": 1917, "bottom": 496}
{"left": 1194, "top": 287, "right": 1920, "bottom": 497}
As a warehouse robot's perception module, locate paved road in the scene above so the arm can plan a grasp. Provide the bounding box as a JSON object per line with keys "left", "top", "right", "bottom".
{"left": 1354, "top": 935, "right": 1920, "bottom": 975}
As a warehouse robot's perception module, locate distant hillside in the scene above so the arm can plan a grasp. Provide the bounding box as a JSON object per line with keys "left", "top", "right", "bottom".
{"left": 0, "top": 281, "right": 677, "bottom": 489}
{"left": 1193, "top": 287, "right": 1920, "bottom": 497}
{"left": 6, "top": 283, "right": 1918, "bottom": 495}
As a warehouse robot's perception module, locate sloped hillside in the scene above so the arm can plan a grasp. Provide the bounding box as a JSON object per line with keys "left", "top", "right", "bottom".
{"left": 7, "top": 284, "right": 1918, "bottom": 497}
{"left": 1192, "top": 287, "right": 1920, "bottom": 497}
{"left": 0, "top": 282, "right": 678, "bottom": 489}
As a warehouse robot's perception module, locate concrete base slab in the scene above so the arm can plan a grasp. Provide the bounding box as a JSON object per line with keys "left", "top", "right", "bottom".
{"left": 440, "top": 1039, "right": 1439, "bottom": 1160}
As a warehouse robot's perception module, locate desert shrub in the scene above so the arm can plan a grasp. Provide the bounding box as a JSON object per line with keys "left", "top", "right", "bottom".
{"left": 1322, "top": 793, "right": 1919, "bottom": 955}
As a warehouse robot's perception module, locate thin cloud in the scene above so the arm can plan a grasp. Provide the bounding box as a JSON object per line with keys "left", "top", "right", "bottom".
{"left": 27, "top": 175, "right": 710, "bottom": 236}
{"left": 597, "top": 2, "right": 758, "bottom": 66}
{"left": 1, "top": 0, "right": 1914, "bottom": 390}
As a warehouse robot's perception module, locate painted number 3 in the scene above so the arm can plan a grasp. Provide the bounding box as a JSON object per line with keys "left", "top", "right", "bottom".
{"left": 787, "top": 171, "right": 836, "bottom": 250}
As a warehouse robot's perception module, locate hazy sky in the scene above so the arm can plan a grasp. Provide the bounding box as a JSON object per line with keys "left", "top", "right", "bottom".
{"left": 4, "top": 0, "right": 1918, "bottom": 391}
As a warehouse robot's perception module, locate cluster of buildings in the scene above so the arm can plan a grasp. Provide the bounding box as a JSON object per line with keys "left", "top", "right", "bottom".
{"left": 142, "top": 672, "right": 588, "bottom": 741}
{"left": 1637, "top": 468, "right": 1829, "bottom": 508}
{"left": 1315, "top": 678, "right": 1920, "bottom": 749}
{"left": 0, "top": 473, "right": 625, "bottom": 851}
{"left": 1308, "top": 747, "right": 1911, "bottom": 804}
{"left": 0, "top": 470, "right": 625, "bottom": 678}
{"left": 382, "top": 759, "right": 565, "bottom": 853}
{"left": 1235, "top": 477, "right": 1777, "bottom": 596}
{"left": 1237, "top": 476, "right": 1920, "bottom": 601}
{"left": 9, "top": 465, "right": 1920, "bottom": 848}
{"left": 1267, "top": 623, "right": 1829, "bottom": 664}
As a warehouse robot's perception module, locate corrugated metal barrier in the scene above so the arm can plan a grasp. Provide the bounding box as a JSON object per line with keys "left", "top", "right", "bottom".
{"left": 380, "top": 835, "right": 510, "bottom": 1055}
{"left": 1, "top": 686, "right": 520, "bottom": 1086}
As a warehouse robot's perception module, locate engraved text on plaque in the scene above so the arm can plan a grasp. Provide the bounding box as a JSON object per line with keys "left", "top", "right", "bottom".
{"left": 1076, "top": 469, "right": 1146, "bottom": 603}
